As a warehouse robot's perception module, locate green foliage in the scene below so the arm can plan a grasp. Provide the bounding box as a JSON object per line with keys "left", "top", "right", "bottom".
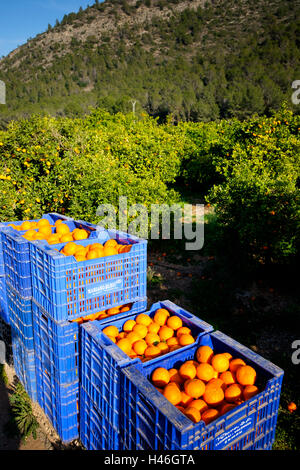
{"left": 0, "top": 363, "right": 8, "bottom": 385}
{"left": 7, "top": 382, "right": 39, "bottom": 441}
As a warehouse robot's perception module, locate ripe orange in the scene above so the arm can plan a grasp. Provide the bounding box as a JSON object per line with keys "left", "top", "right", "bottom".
{"left": 48, "top": 234, "right": 61, "bottom": 245}
{"left": 196, "top": 363, "right": 215, "bottom": 382}
{"left": 180, "top": 391, "right": 194, "bottom": 408}
{"left": 35, "top": 232, "right": 47, "bottom": 240}
{"left": 145, "top": 332, "right": 160, "bottom": 346}
{"left": 102, "top": 325, "right": 119, "bottom": 338}
{"left": 189, "top": 399, "right": 209, "bottom": 413}
{"left": 178, "top": 334, "right": 195, "bottom": 346}
{"left": 184, "top": 407, "right": 201, "bottom": 423}
{"left": 223, "top": 352, "right": 233, "bottom": 361}
{"left": 106, "top": 307, "right": 120, "bottom": 316}
{"left": 168, "top": 368, "right": 184, "bottom": 386}
{"left": 107, "top": 335, "right": 116, "bottom": 344}
{"left": 73, "top": 229, "right": 88, "bottom": 241}
{"left": 103, "top": 246, "right": 118, "bottom": 257}
{"left": 153, "top": 308, "right": 170, "bottom": 326}
{"left": 167, "top": 316, "right": 183, "bottom": 330}
{"left": 117, "top": 332, "right": 127, "bottom": 341}
{"left": 176, "top": 326, "right": 191, "bottom": 337}
{"left": 120, "top": 306, "right": 130, "bottom": 313}
{"left": 211, "top": 354, "right": 230, "bottom": 373}
{"left": 203, "top": 382, "right": 224, "bottom": 406}
{"left": 136, "top": 313, "right": 152, "bottom": 327}
{"left": 133, "top": 324, "right": 148, "bottom": 339}
{"left": 243, "top": 385, "right": 259, "bottom": 401}
{"left": 196, "top": 345, "right": 214, "bottom": 364}
{"left": 236, "top": 365, "right": 256, "bottom": 386}
{"left": 132, "top": 339, "right": 147, "bottom": 355}
{"left": 184, "top": 379, "right": 205, "bottom": 399}
{"left": 56, "top": 223, "right": 70, "bottom": 236}
{"left": 23, "top": 229, "right": 37, "bottom": 240}
{"left": 208, "top": 378, "right": 226, "bottom": 391}
{"left": 60, "top": 233, "right": 74, "bottom": 243}
{"left": 156, "top": 342, "right": 169, "bottom": 354}
{"left": 152, "top": 368, "right": 170, "bottom": 388}
{"left": 116, "top": 338, "right": 132, "bottom": 355}
{"left": 21, "top": 221, "right": 32, "bottom": 231}
{"left": 158, "top": 326, "right": 174, "bottom": 341}
{"left": 202, "top": 408, "right": 219, "bottom": 425}
{"left": 229, "top": 358, "right": 246, "bottom": 373}
{"left": 54, "top": 220, "right": 63, "bottom": 227}
{"left": 63, "top": 242, "right": 79, "bottom": 256}
{"left": 75, "top": 254, "right": 86, "bottom": 262}
{"left": 126, "top": 331, "right": 141, "bottom": 345}
{"left": 86, "top": 250, "right": 100, "bottom": 260}
{"left": 219, "top": 403, "right": 236, "bottom": 416}
{"left": 219, "top": 371, "right": 236, "bottom": 386}
{"left": 288, "top": 402, "right": 297, "bottom": 413}
{"left": 179, "top": 363, "right": 197, "bottom": 380}
{"left": 224, "top": 384, "right": 243, "bottom": 403}
{"left": 37, "top": 219, "right": 51, "bottom": 229}
{"left": 163, "top": 383, "right": 182, "bottom": 405}
{"left": 144, "top": 345, "right": 161, "bottom": 359}
{"left": 123, "top": 319, "right": 136, "bottom": 332}
{"left": 104, "top": 239, "right": 118, "bottom": 248}
{"left": 166, "top": 337, "right": 179, "bottom": 347}
{"left": 147, "top": 322, "right": 160, "bottom": 334}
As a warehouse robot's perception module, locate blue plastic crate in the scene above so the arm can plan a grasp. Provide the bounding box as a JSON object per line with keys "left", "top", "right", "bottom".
{"left": 80, "top": 301, "right": 213, "bottom": 450}
{"left": 80, "top": 385, "right": 120, "bottom": 450}
{"left": 35, "top": 359, "right": 79, "bottom": 443}
{"left": 1, "top": 217, "right": 101, "bottom": 299}
{"left": 30, "top": 229, "right": 147, "bottom": 322}
{"left": 6, "top": 282, "right": 34, "bottom": 350}
{"left": 0, "top": 275, "right": 9, "bottom": 324}
{"left": 119, "top": 330, "right": 284, "bottom": 450}
{"left": 11, "top": 327, "right": 37, "bottom": 401}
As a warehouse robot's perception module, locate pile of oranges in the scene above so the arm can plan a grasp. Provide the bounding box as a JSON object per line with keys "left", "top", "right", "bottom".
{"left": 12, "top": 218, "right": 90, "bottom": 244}
{"left": 60, "top": 238, "right": 132, "bottom": 262}
{"left": 150, "top": 345, "right": 259, "bottom": 425}
{"left": 71, "top": 304, "right": 132, "bottom": 325}
{"left": 102, "top": 308, "right": 196, "bottom": 362}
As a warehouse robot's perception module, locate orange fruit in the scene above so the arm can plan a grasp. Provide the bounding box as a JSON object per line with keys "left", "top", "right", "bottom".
{"left": 35, "top": 232, "right": 47, "bottom": 240}
{"left": 163, "top": 383, "right": 182, "bottom": 405}
{"left": 243, "top": 385, "right": 259, "bottom": 401}
{"left": 126, "top": 331, "right": 141, "bottom": 345}
{"left": 37, "top": 219, "right": 51, "bottom": 229}
{"left": 117, "top": 332, "right": 127, "bottom": 341}
{"left": 179, "top": 363, "right": 197, "bottom": 380}
{"left": 136, "top": 313, "right": 152, "bottom": 327}
{"left": 102, "top": 325, "right": 119, "bottom": 338}
{"left": 104, "top": 239, "right": 118, "bottom": 248}
{"left": 73, "top": 229, "right": 89, "bottom": 241}
{"left": 151, "top": 368, "right": 170, "bottom": 388}
{"left": 133, "top": 339, "right": 147, "bottom": 355}
{"left": 21, "top": 221, "right": 32, "bottom": 231}
{"left": 120, "top": 306, "right": 130, "bottom": 313}
{"left": 167, "top": 316, "right": 183, "bottom": 330}
{"left": 106, "top": 307, "right": 120, "bottom": 316}
{"left": 236, "top": 365, "right": 256, "bottom": 386}
{"left": 203, "top": 382, "right": 224, "bottom": 406}
{"left": 75, "top": 254, "right": 86, "bottom": 262}
{"left": 176, "top": 405, "right": 185, "bottom": 412}
{"left": 54, "top": 220, "right": 63, "bottom": 227}
{"left": 184, "top": 379, "right": 205, "bottom": 399}
{"left": 63, "top": 242, "right": 78, "bottom": 257}
{"left": 145, "top": 332, "right": 160, "bottom": 346}
{"left": 169, "top": 345, "right": 181, "bottom": 352}
{"left": 184, "top": 407, "right": 201, "bottom": 423}
{"left": 189, "top": 399, "right": 209, "bottom": 413}
{"left": 103, "top": 246, "right": 118, "bottom": 257}
{"left": 196, "top": 345, "right": 214, "bottom": 364}
{"left": 48, "top": 234, "right": 61, "bottom": 245}
{"left": 166, "top": 337, "right": 179, "bottom": 347}
{"left": 158, "top": 326, "right": 174, "bottom": 341}
{"left": 91, "top": 243, "right": 104, "bottom": 251}
{"left": 144, "top": 345, "right": 161, "bottom": 359}
{"left": 116, "top": 338, "right": 131, "bottom": 355}
{"left": 220, "top": 403, "right": 236, "bottom": 416}
{"left": 176, "top": 326, "right": 191, "bottom": 337}
{"left": 23, "top": 229, "right": 37, "bottom": 240}
{"left": 148, "top": 322, "right": 160, "bottom": 334}
{"left": 156, "top": 342, "right": 169, "bottom": 354}
{"left": 107, "top": 335, "right": 116, "bottom": 344}
{"left": 208, "top": 378, "right": 226, "bottom": 391}
{"left": 56, "top": 223, "right": 70, "bottom": 236}
{"left": 153, "top": 308, "right": 170, "bottom": 326}
{"left": 86, "top": 250, "right": 100, "bottom": 260}
{"left": 196, "top": 363, "right": 215, "bottom": 382}
{"left": 288, "top": 402, "right": 297, "bottom": 413}
{"left": 123, "top": 319, "right": 136, "bottom": 333}
{"left": 229, "top": 358, "right": 246, "bottom": 373}
{"left": 168, "top": 368, "right": 184, "bottom": 385}
{"left": 60, "top": 233, "right": 73, "bottom": 243}
{"left": 133, "top": 324, "right": 148, "bottom": 339}
{"left": 211, "top": 354, "right": 230, "bottom": 373}
{"left": 224, "top": 384, "right": 243, "bottom": 403}
{"left": 219, "top": 371, "right": 236, "bottom": 386}
{"left": 223, "top": 352, "right": 233, "bottom": 361}
{"left": 178, "top": 334, "right": 195, "bottom": 346}
{"left": 202, "top": 408, "right": 219, "bottom": 425}
{"left": 180, "top": 391, "right": 194, "bottom": 408}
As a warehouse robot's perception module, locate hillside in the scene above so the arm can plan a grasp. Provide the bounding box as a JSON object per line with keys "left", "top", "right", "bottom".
{"left": 0, "top": 0, "right": 300, "bottom": 125}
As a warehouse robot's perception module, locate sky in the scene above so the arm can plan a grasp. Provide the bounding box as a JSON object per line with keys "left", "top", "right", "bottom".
{"left": 0, "top": 0, "right": 100, "bottom": 58}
